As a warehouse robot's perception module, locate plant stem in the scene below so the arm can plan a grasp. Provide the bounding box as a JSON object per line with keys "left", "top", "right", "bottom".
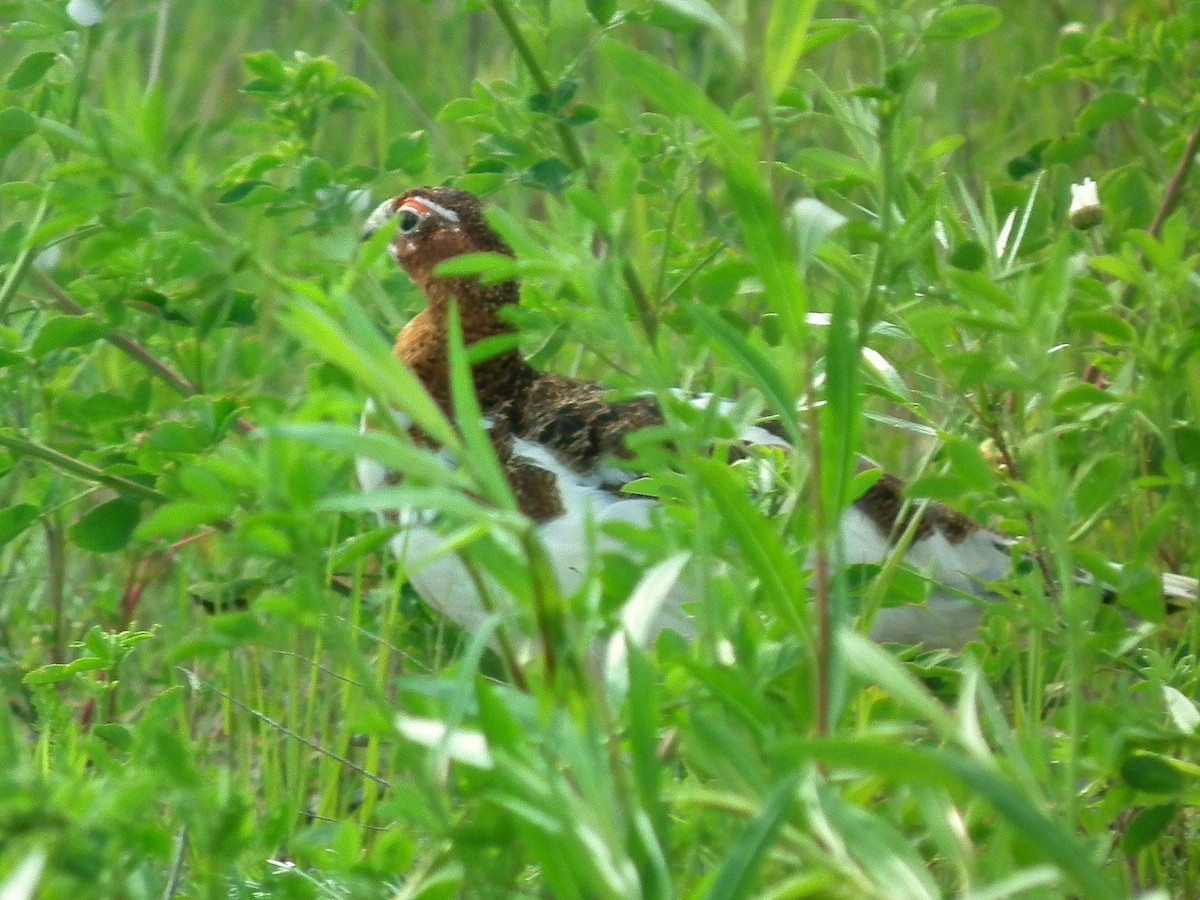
{"left": 804, "top": 351, "right": 830, "bottom": 737}
{"left": 44, "top": 517, "right": 66, "bottom": 664}
{"left": 0, "top": 429, "right": 168, "bottom": 503}
{"left": 1146, "top": 121, "right": 1200, "bottom": 241}
{"left": 0, "top": 194, "right": 50, "bottom": 322}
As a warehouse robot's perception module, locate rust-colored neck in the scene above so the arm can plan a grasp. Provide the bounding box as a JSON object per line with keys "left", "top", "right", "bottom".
{"left": 393, "top": 275, "right": 533, "bottom": 419}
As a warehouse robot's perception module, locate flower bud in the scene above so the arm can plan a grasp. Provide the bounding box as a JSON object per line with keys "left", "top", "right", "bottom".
{"left": 1068, "top": 177, "right": 1103, "bottom": 230}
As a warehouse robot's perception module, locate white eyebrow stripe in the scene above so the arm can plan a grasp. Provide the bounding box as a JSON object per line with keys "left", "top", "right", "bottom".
{"left": 415, "top": 197, "right": 460, "bottom": 225}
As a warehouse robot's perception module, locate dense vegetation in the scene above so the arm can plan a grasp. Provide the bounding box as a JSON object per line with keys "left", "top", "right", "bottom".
{"left": 1, "top": 0, "right": 1198, "bottom": 896}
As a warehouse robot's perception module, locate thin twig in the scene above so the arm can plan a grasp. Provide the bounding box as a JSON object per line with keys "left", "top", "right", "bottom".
{"left": 1107, "top": 122, "right": 1200, "bottom": 325}
{"left": 1146, "top": 122, "right": 1200, "bottom": 241}
{"left": 162, "top": 826, "right": 188, "bottom": 900}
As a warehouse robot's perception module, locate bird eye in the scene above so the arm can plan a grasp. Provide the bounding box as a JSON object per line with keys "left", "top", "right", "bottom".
{"left": 398, "top": 208, "right": 421, "bottom": 234}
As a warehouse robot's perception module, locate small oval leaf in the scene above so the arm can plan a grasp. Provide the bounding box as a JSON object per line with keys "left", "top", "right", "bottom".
{"left": 69, "top": 498, "right": 141, "bottom": 553}
{"left": 30, "top": 315, "right": 108, "bottom": 357}
{"left": 6, "top": 51, "right": 58, "bottom": 90}
{"left": 0, "top": 107, "right": 37, "bottom": 158}
{"left": 0, "top": 503, "right": 38, "bottom": 547}
{"left": 1076, "top": 92, "right": 1137, "bottom": 133}
{"left": 1119, "top": 804, "right": 1179, "bottom": 855}
{"left": 925, "top": 6, "right": 1002, "bottom": 42}
{"left": 1120, "top": 751, "right": 1187, "bottom": 795}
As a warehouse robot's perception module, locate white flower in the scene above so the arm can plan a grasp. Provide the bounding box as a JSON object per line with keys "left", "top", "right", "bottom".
{"left": 1068, "top": 177, "right": 1103, "bottom": 230}
{"left": 33, "top": 245, "right": 61, "bottom": 273}
{"left": 67, "top": 0, "right": 104, "bottom": 27}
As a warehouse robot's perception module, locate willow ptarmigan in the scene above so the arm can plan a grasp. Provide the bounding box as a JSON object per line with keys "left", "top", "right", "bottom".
{"left": 357, "top": 185, "right": 1196, "bottom": 652}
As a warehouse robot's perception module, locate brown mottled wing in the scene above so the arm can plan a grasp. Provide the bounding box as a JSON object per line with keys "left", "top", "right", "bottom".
{"left": 517, "top": 374, "right": 663, "bottom": 479}
{"left": 855, "top": 471, "right": 983, "bottom": 545}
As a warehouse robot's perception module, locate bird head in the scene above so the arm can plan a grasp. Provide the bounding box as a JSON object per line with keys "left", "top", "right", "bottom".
{"left": 363, "top": 187, "right": 513, "bottom": 297}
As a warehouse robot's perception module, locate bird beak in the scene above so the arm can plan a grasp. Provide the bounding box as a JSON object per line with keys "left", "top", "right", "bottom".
{"left": 362, "top": 197, "right": 399, "bottom": 242}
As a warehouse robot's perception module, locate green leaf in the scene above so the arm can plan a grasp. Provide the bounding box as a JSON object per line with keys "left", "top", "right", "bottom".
{"left": 689, "top": 306, "right": 800, "bottom": 444}
{"left": 92, "top": 723, "right": 134, "bottom": 752}
{"left": 280, "top": 297, "right": 459, "bottom": 450}
{"left": 585, "top": 0, "right": 616, "bottom": 23}
{"left": 707, "top": 774, "right": 798, "bottom": 899}
{"left": 692, "top": 457, "right": 809, "bottom": 636}
{"left": 432, "top": 252, "right": 519, "bottom": 284}
{"left": 528, "top": 80, "right": 578, "bottom": 115}
{"left": 329, "top": 528, "right": 399, "bottom": 569}
{"left": 1076, "top": 92, "right": 1137, "bottom": 132}
{"left": 0, "top": 504, "right": 38, "bottom": 547}
{"left": 1163, "top": 686, "right": 1200, "bottom": 735}
{"left": 0, "top": 107, "right": 36, "bottom": 157}
{"left": 242, "top": 50, "right": 286, "bottom": 84}
{"left": 1068, "top": 310, "right": 1136, "bottom": 344}
{"left": 1088, "top": 253, "right": 1143, "bottom": 285}
{"left": 1051, "top": 382, "right": 1117, "bottom": 414}
{"left": 1007, "top": 141, "right": 1047, "bottom": 179}
{"left": 445, "top": 306, "right": 515, "bottom": 511}
{"left": 66, "top": 657, "right": 106, "bottom": 675}
{"left": 918, "top": 134, "right": 965, "bottom": 164}
{"left": 30, "top": 315, "right": 108, "bottom": 357}
{"left": 819, "top": 287, "right": 860, "bottom": 517}
{"left": 0, "top": 181, "right": 42, "bottom": 201}
{"left": 925, "top": 6, "right": 1002, "bottom": 42}
{"left": 23, "top": 663, "right": 73, "bottom": 685}
{"left": 791, "top": 197, "right": 847, "bottom": 272}
{"left": 1119, "top": 804, "right": 1179, "bottom": 855}
{"left": 216, "top": 180, "right": 280, "bottom": 204}
{"left": 520, "top": 158, "right": 573, "bottom": 194}
{"left": 789, "top": 734, "right": 1121, "bottom": 899}
{"left": 803, "top": 19, "right": 861, "bottom": 53}
{"left": 764, "top": 0, "right": 817, "bottom": 99}
{"left": 793, "top": 146, "right": 871, "bottom": 182}
{"left": 6, "top": 51, "right": 58, "bottom": 90}
{"left": 948, "top": 241, "right": 986, "bottom": 271}
{"left": 7, "top": 21, "right": 56, "bottom": 40}
{"left": 1120, "top": 750, "right": 1193, "bottom": 795}
{"left": 1073, "top": 452, "right": 1124, "bottom": 519}
{"left": 820, "top": 790, "right": 938, "bottom": 898}
{"left": 69, "top": 498, "right": 141, "bottom": 553}
{"left": 274, "top": 423, "right": 470, "bottom": 489}
{"left": 841, "top": 633, "right": 959, "bottom": 738}
{"left": 651, "top": 0, "right": 744, "bottom": 63}
{"left": 136, "top": 501, "right": 229, "bottom": 539}
{"left": 384, "top": 131, "right": 428, "bottom": 175}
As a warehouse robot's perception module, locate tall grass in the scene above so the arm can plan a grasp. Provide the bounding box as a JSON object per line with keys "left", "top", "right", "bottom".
{"left": 0, "top": 0, "right": 1197, "bottom": 896}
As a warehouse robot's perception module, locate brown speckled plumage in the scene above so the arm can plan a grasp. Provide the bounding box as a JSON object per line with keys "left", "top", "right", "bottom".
{"left": 856, "top": 473, "right": 982, "bottom": 545}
